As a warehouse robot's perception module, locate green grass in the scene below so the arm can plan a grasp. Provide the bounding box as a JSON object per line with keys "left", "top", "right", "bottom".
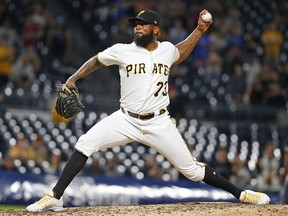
{"left": 0, "top": 205, "right": 25, "bottom": 210}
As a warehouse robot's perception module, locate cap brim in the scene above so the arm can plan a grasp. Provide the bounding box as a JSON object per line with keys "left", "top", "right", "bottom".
{"left": 128, "top": 17, "right": 151, "bottom": 25}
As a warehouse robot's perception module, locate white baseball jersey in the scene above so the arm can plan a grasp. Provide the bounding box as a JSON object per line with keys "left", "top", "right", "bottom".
{"left": 97, "top": 41, "right": 180, "bottom": 113}
{"left": 76, "top": 41, "right": 206, "bottom": 182}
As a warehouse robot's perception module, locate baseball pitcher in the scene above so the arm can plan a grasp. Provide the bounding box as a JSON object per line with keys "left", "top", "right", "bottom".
{"left": 27, "top": 9, "right": 270, "bottom": 212}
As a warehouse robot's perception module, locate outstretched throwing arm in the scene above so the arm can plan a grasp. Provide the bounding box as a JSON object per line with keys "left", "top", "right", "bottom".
{"left": 174, "top": 9, "right": 213, "bottom": 65}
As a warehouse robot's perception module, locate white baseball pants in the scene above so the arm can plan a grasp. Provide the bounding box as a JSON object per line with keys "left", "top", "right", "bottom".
{"left": 75, "top": 110, "right": 205, "bottom": 182}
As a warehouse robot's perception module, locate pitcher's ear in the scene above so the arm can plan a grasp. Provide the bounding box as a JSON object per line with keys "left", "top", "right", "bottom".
{"left": 153, "top": 26, "right": 160, "bottom": 36}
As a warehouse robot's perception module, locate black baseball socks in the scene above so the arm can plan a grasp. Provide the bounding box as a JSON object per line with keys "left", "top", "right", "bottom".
{"left": 52, "top": 151, "right": 243, "bottom": 200}
{"left": 52, "top": 149, "right": 88, "bottom": 199}
{"left": 203, "top": 165, "right": 243, "bottom": 199}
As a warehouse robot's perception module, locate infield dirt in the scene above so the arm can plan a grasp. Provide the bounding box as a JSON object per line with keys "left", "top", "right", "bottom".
{"left": 0, "top": 202, "right": 287, "bottom": 216}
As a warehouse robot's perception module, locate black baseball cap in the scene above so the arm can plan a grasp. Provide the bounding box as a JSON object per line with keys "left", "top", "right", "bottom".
{"left": 128, "top": 10, "right": 160, "bottom": 26}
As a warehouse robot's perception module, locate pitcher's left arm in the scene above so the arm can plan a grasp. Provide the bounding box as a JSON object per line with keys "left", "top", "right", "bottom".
{"left": 174, "top": 9, "right": 212, "bottom": 65}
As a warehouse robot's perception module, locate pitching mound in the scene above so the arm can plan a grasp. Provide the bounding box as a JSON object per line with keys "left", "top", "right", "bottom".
{"left": 1, "top": 202, "right": 287, "bottom": 216}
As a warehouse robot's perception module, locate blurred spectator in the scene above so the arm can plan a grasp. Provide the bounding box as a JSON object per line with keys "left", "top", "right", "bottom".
{"left": 244, "top": 33, "right": 259, "bottom": 60}
{"left": 230, "top": 154, "right": 251, "bottom": 186}
{"left": 282, "top": 138, "right": 288, "bottom": 204}
{"left": 210, "top": 146, "right": 232, "bottom": 180}
{"left": 8, "top": 135, "right": 34, "bottom": 163}
{"left": 0, "top": 19, "right": 16, "bottom": 102}
{"left": 222, "top": 7, "right": 242, "bottom": 33}
{"left": 280, "top": 62, "right": 288, "bottom": 96}
{"left": 31, "top": 135, "right": 48, "bottom": 164}
{"left": 30, "top": 1, "right": 53, "bottom": 41}
{"left": 111, "top": 0, "right": 135, "bottom": 22}
{"left": 167, "top": 82, "right": 181, "bottom": 119}
{"left": 46, "top": 149, "right": 64, "bottom": 174}
{"left": 246, "top": 64, "right": 271, "bottom": 106}
{"left": 205, "top": 45, "right": 223, "bottom": 78}
{"left": 0, "top": 19, "right": 18, "bottom": 48}
{"left": 0, "top": 88, "right": 4, "bottom": 104}
{"left": 227, "top": 64, "right": 246, "bottom": 105}
{"left": 192, "top": 34, "right": 211, "bottom": 67}
{"left": 157, "top": 0, "right": 186, "bottom": 22}
{"left": 0, "top": 0, "right": 8, "bottom": 22}
{"left": 167, "top": 18, "right": 188, "bottom": 44}
{"left": 79, "top": 0, "right": 97, "bottom": 19}
{"left": 0, "top": 156, "right": 17, "bottom": 172}
{"left": 245, "top": 56, "right": 262, "bottom": 87}
{"left": 259, "top": 63, "right": 273, "bottom": 86}
{"left": 245, "top": 75, "right": 264, "bottom": 106}
{"left": 20, "top": 13, "right": 41, "bottom": 51}
{"left": 133, "top": 1, "right": 156, "bottom": 17}
{"left": 0, "top": 34, "right": 15, "bottom": 88}
{"left": 106, "top": 158, "right": 119, "bottom": 177}
{"left": 222, "top": 45, "right": 244, "bottom": 75}
{"left": 209, "top": 22, "right": 228, "bottom": 56}
{"left": 227, "top": 25, "right": 244, "bottom": 51}
{"left": 168, "top": 63, "right": 189, "bottom": 119}
{"left": 257, "top": 140, "right": 281, "bottom": 189}
{"left": 263, "top": 69, "right": 286, "bottom": 107}
{"left": 144, "top": 155, "right": 162, "bottom": 179}
{"left": 84, "top": 157, "right": 105, "bottom": 175}
{"left": 112, "top": 16, "right": 133, "bottom": 44}
{"left": 261, "top": 22, "right": 284, "bottom": 67}
{"left": 10, "top": 45, "right": 41, "bottom": 89}
{"left": 46, "top": 15, "right": 73, "bottom": 61}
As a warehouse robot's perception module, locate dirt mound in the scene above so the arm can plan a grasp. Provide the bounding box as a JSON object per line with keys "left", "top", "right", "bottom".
{"left": 1, "top": 202, "right": 287, "bottom": 216}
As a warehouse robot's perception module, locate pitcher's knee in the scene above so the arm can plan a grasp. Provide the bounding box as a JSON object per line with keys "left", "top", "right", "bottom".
{"left": 180, "top": 165, "right": 206, "bottom": 182}
{"left": 75, "top": 134, "right": 99, "bottom": 157}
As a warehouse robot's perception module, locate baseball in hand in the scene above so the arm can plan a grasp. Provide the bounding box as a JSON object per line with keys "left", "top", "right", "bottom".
{"left": 202, "top": 12, "right": 212, "bottom": 22}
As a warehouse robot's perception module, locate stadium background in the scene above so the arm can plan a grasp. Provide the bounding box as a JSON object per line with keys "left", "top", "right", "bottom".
{"left": 0, "top": 0, "right": 288, "bottom": 207}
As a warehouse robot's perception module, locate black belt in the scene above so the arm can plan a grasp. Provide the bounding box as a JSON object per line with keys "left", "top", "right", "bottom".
{"left": 121, "top": 107, "right": 166, "bottom": 120}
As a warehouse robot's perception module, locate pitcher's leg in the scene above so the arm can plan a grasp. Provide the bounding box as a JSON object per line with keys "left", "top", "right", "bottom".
{"left": 142, "top": 115, "right": 206, "bottom": 182}
{"left": 142, "top": 115, "right": 242, "bottom": 199}
{"left": 53, "top": 150, "right": 88, "bottom": 199}
{"left": 76, "top": 110, "right": 137, "bottom": 157}
{"left": 27, "top": 111, "right": 143, "bottom": 212}
{"left": 53, "top": 111, "right": 136, "bottom": 199}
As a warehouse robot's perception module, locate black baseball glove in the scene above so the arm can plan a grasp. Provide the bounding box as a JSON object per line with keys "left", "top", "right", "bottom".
{"left": 54, "top": 84, "right": 84, "bottom": 119}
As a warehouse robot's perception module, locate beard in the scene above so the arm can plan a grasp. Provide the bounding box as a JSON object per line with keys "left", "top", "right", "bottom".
{"left": 134, "top": 30, "right": 154, "bottom": 47}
